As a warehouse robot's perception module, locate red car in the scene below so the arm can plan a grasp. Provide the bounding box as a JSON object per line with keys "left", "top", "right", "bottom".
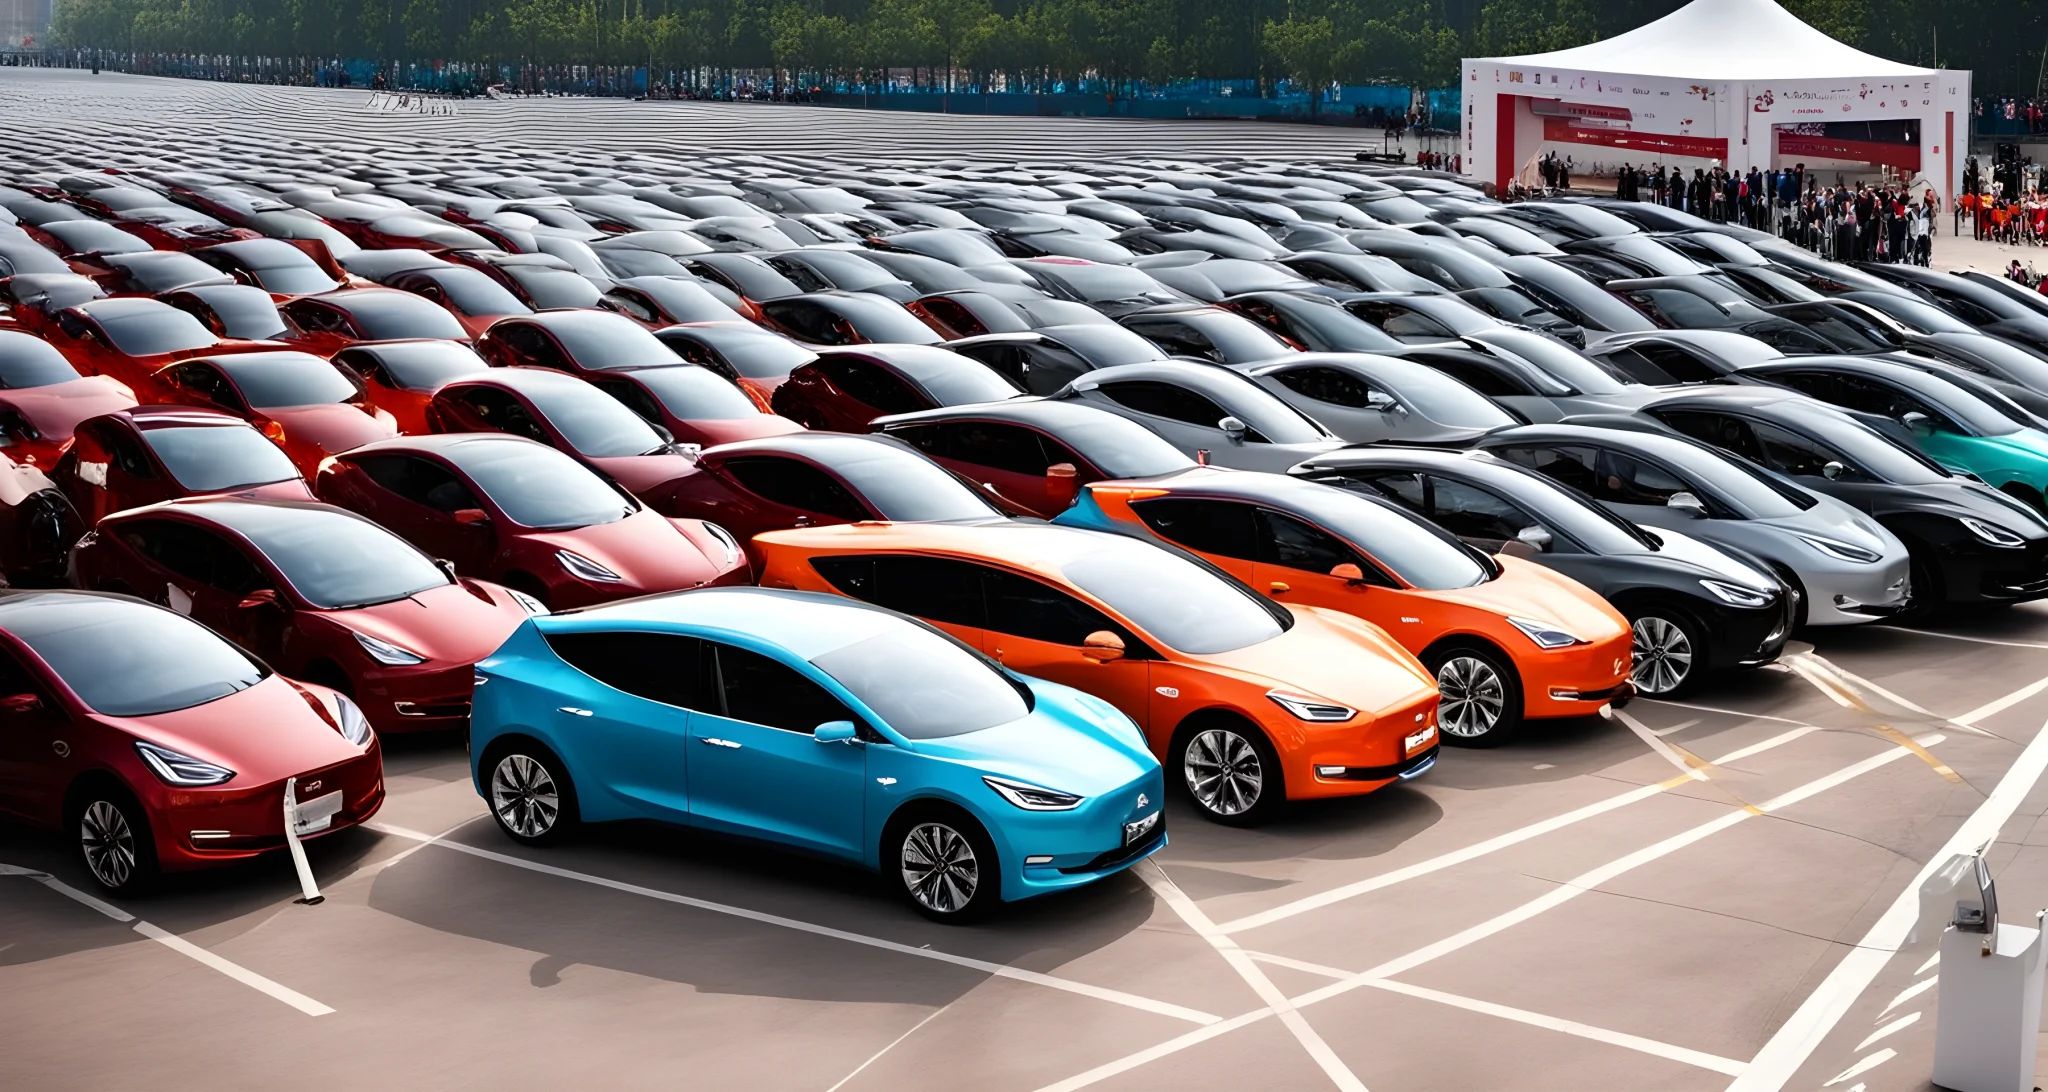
{"left": 599, "top": 275, "right": 749, "bottom": 328}
{"left": 442, "top": 251, "right": 604, "bottom": 311}
{"left": 47, "top": 297, "right": 282, "bottom": 389}
{"left": 70, "top": 498, "right": 537, "bottom": 736}
{"left": 147, "top": 351, "right": 398, "bottom": 476}
{"left": 315, "top": 433, "right": 747, "bottom": 609}
{"left": 188, "top": 238, "right": 346, "bottom": 299}
{"left": 771, "top": 344, "right": 1022, "bottom": 432}
{"left": 756, "top": 291, "right": 947, "bottom": 347}
{"left": 87, "top": 251, "right": 236, "bottom": 297}
{"left": 330, "top": 339, "right": 491, "bottom": 435}
{"left": 277, "top": 288, "right": 470, "bottom": 356}
{"left": 583, "top": 363, "right": 805, "bottom": 447}
{"left": 650, "top": 323, "right": 816, "bottom": 410}
{"left": 54, "top": 407, "right": 315, "bottom": 523}
{"left": 473, "top": 309, "right": 684, "bottom": 374}
{"left": 0, "top": 589, "right": 383, "bottom": 893}
{"left": 0, "top": 330, "right": 138, "bottom": 468}
{"left": 385, "top": 266, "right": 533, "bottom": 339}
{"left": 159, "top": 284, "right": 294, "bottom": 341}
{"left": 425, "top": 367, "right": 696, "bottom": 510}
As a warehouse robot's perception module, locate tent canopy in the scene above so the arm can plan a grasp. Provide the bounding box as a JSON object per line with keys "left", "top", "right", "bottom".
{"left": 1472, "top": 0, "right": 1937, "bottom": 81}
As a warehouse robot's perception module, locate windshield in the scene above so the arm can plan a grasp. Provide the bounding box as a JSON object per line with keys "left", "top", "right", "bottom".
{"left": 1635, "top": 439, "right": 1812, "bottom": 517}
{"left": 145, "top": 425, "right": 301, "bottom": 490}
{"left": 810, "top": 625, "right": 1027, "bottom": 739}
{"left": 207, "top": 504, "right": 448, "bottom": 609}
{"left": 1187, "top": 311, "right": 1296, "bottom": 361}
{"left": 534, "top": 379, "right": 669, "bottom": 456}
{"left": 668, "top": 328, "right": 815, "bottom": 379}
{"left": 1036, "top": 262, "right": 1178, "bottom": 304}
{"left": 1472, "top": 330, "right": 1630, "bottom": 394}
{"left": 1062, "top": 538, "right": 1286, "bottom": 654}
{"left": 187, "top": 288, "right": 288, "bottom": 340}
{"left": 1048, "top": 324, "right": 1167, "bottom": 364}
{"left": 8, "top": 594, "right": 267, "bottom": 716}
{"left": 337, "top": 294, "right": 467, "bottom": 340}
{"left": 1853, "top": 293, "right": 1978, "bottom": 334}
{"left": 1905, "top": 374, "right": 2030, "bottom": 436}
{"left": 546, "top": 314, "right": 682, "bottom": 367}
{"left": 450, "top": 439, "right": 636, "bottom": 528}
{"left": 428, "top": 270, "right": 529, "bottom": 316}
{"left": 1294, "top": 487, "right": 1489, "bottom": 589}
{"left": 634, "top": 366, "right": 761, "bottom": 420}
{"left": 1779, "top": 404, "right": 1952, "bottom": 484}
{"left": 881, "top": 347, "right": 1020, "bottom": 405}
{"left": 0, "top": 332, "right": 81, "bottom": 388}
{"left": 785, "top": 251, "right": 902, "bottom": 292}
{"left": 508, "top": 267, "right": 603, "bottom": 310}
{"left": 94, "top": 306, "right": 217, "bottom": 356}
{"left": 238, "top": 254, "right": 339, "bottom": 295}
{"left": 629, "top": 278, "right": 743, "bottom": 323}
{"left": 825, "top": 439, "right": 1001, "bottom": 521}
{"left": 1370, "top": 361, "right": 1519, "bottom": 427}
{"left": 1055, "top": 411, "right": 1194, "bottom": 477}
{"left": 358, "top": 341, "right": 489, "bottom": 390}
{"left": 220, "top": 357, "right": 360, "bottom": 408}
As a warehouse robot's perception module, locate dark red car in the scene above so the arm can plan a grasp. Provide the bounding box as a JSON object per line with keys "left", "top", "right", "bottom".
{"left": 583, "top": 363, "right": 804, "bottom": 447}
{"left": 70, "top": 499, "right": 536, "bottom": 736}
{"left": 650, "top": 323, "right": 815, "bottom": 410}
{"left": 0, "top": 589, "right": 383, "bottom": 894}
{"left": 598, "top": 275, "right": 748, "bottom": 328}
{"left": 425, "top": 367, "right": 696, "bottom": 509}
{"left": 385, "top": 266, "right": 533, "bottom": 339}
{"left": 330, "top": 339, "right": 491, "bottom": 435}
{"left": 315, "top": 433, "right": 747, "bottom": 609}
{"left": 54, "top": 407, "right": 314, "bottom": 524}
{"left": 46, "top": 297, "right": 282, "bottom": 390}
{"left": 146, "top": 351, "right": 398, "bottom": 477}
{"left": 277, "top": 289, "right": 470, "bottom": 356}
{"left": 189, "top": 238, "right": 345, "bottom": 299}
{"left": 0, "top": 330, "right": 138, "bottom": 469}
{"left": 770, "top": 343, "right": 1022, "bottom": 433}
{"left": 159, "top": 284, "right": 293, "bottom": 341}
{"left": 756, "top": 291, "right": 947, "bottom": 347}
{"left": 473, "top": 309, "right": 683, "bottom": 374}
{"left": 442, "top": 251, "right": 604, "bottom": 311}
{"left": 88, "top": 251, "right": 235, "bottom": 297}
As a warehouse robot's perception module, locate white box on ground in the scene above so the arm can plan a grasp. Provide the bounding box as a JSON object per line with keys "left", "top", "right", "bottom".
{"left": 1933, "top": 922, "right": 2047, "bottom": 1092}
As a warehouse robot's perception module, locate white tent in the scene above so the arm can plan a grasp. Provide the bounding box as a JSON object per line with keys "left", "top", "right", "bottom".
{"left": 1460, "top": 0, "right": 1970, "bottom": 204}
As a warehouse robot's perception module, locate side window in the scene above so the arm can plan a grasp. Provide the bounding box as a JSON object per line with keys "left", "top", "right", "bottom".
{"left": 120, "top": 519, "right": 266, "bottom": 594}
{"left": 981, "top": 568, "right": 1126, "bottom": 647}
{"left": 1761, "top": 369, "right": 1844, "bottom": 405}
{"left": 99, "top": 424, "right": 156, "bottom": 479}
{"left": 1593, "top": 347, "right": 1674, "bottom": 386}
{"left": 1258, "top": 509, "right": 1380, "bottom": 580}
{"left": 1097, "top": 380, "right": 1251, "bottom": 436}
{"left": 495, "top": 324, "right": 569, "bottom": 370}
{"left": 1587, "top": 447, "right": 1693, "bottom": 505}
{"left": 604, "top": 290, "right": 659, "bottom": 324}
{"left": 720, "top": 456, "right": 871, "bottom": 520}
{"left": 1351, "top": 302, "right": 1453, "bottom": 340}
{"left": 1633, "top": 345, "right": 1724, "bottom": 384}
{"left": 815, "top": 358, "right": 924, "bottom": 414}
{"left": 1750, "top": 419, "right": 1872, "bottom": 481}
{"left": 1130, "top": 497, "right": 1260, "bottom": 561}
{"left": 763, "top": 257, "right": 832, "bottom": 293}
{"left": 1271, "top": 366, "right": 1383, "bottom": 409}
{"left": 455, "top": 387, "right": 549, "bottom": 442}
{"left": 711, "top": 642, "right": 853, "bottom": 732}
{"left": 544, "top": 631, "right": 708, "bottom": 709}
{"left": 1408, "top": 354, "right": 1526, "bottom": 397}
{"left": 1424, "top": 476, "right": 1540, "bottom": 544}
{"left": 940, "top": 422, "right": 1054, "bottom": 476}
{"left": 1656, "top": 410, "right": 1767, "bottom": 463}
{"left": 1121, "top": 318, "right": 1218, "bottom": 362}
{"left": 352, "top": 454, "right": 480, "bottom": 512}
{"left": 1341, "top": 471, "right": 1426, "bottom": 510}
{"left": 334, "top": 350, "right": 393, "bottom": 388}
{"left": 284, "top": 301, "right": 348, "bottom": 334}
{"left": 1489, "top": 444, "right": 1601, "bottom": 493}
{"left": 592, "top": 378, "right": 665, "bottom": 425}
{"left": 169, "top": 364, "right": 245, "bottom": 412}
{"left": 1019, "top": 343, "right": 1091, "bottom": 390}
{"left": 810, "top": 554, "right": 989, "bottom": 628}
{"left": 955, "top": 343, "right": 1027, "bottom": 387}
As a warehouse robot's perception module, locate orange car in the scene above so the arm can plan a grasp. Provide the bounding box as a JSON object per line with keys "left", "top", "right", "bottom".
{"left": 330, "top": 339, "right": 491, "bottom": 435}
{"left": 754, "top": 521, "right": 1440, "bottom": 824}
{"left": 1057, "top": 468, "right": 1632, "bottom": 746}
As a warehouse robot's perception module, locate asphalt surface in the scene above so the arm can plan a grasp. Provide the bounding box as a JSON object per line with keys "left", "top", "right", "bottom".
{"left": 0, "top": 67, "right": 2039, "bottom": 1092}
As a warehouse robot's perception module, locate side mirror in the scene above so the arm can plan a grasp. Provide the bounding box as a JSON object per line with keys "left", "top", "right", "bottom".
{"left": 1046, "top": 462, "right": 1078, "bottom": 506}
{"left": 434, "top": 558, "right": 459, "bottom": 581}
{"left": 238, "top": 587, "right": 284, "bottom": 611}
{"left": 1901, "top": 411, "right": 1932, "bottom": 435}
{"left": 0, "top": 691, "right": 42, "bottom": 713}
{"left": 1218, "top": 416, "right": 1247, "bottom": 441}
{"left": 1328, "top": 562, "right": 1367, "bottom": 585}
{"left": 1081, "top": 630, "right": 1126, "bottom": 663}
{"left": 1500, "top": 526, "right": 1553, "bottom": 558}
{"left": 1666, "top": 492, "right": 1707, "bottom": 518}
{"left": 813, "top": 720, "right": 858, "bottom": 744}
{"left": 1821, "top": 460, "right": 1845, "bottom": 480}
{"left": 453, "top": 507, "right": 491, "bottom": 526}
{"left": 1365, "top": 390, "right": 1401, "bottom": 413}
{"left": 651, "top": 422, "right": 676, "bottom": 444}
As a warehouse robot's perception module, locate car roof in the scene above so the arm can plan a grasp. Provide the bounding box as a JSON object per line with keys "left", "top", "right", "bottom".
{"left": 547, "top": 586, "right": 910, "bottom": 660}
{"left": 756, "top": 519, "right": 1157, "bottom": 585}
{"left": 117, "top": 406, "right": 255, "bottom": 430}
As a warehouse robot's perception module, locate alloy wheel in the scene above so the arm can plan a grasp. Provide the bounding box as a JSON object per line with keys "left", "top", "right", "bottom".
{"left": 491, "top": 754, "right": 560, "bottom": 838}
{"left": 1437, "top": 655, "right": 1506, "bottom": 738}
{"left": 1632, "top": 616, "right": 1693, "bottom": 695}
{"left": 1184, "top": 728, "right": 1263, "bottom": 816}
{"left": 900, "top": 822, "right": 978, "bottom": 914}
{"left": 80, "top": 800, "right": 135, "bottom": 889}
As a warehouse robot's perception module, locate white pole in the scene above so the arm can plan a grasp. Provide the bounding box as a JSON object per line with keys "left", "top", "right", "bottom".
{"left": 281, "top": 777, "right": 324, "bottom": 905}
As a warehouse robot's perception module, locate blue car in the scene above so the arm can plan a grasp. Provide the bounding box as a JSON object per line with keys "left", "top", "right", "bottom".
{"left": 469, "top": 587, "right": 1166, "bottom": 921}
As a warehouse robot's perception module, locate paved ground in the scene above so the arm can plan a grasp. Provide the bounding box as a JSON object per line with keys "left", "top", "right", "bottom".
{"left": 6, "top": 67, "right": 2048, "bottom": 1092}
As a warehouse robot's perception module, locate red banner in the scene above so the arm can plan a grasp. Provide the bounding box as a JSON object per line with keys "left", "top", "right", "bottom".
{"left": 1542, "top": 117, "right": 1728, "bottom": 160}
{"left": 1774, "top": 133, "right": 1921, "bottom": 171}
{"left": 1530, "top": 98, "right": 1634, "bottom": 121}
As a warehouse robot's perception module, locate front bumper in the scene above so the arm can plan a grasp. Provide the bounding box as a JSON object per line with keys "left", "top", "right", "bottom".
{"left": 1700, "top": 596, "right": 1791, "bottom": 671}
{"left": 1286, "top": 691, "right": 1442, "bottom": 801}
{"left": 996, "top": 769, "right": 1167, "bottom": 902}
{"left": 1801, "top": 557, "right": 1914, "bottom": 626}
{"left": 148, "top": 749, "right": 385, "bottom": 871}
{"left": 1521, "top": 631, "right": 1634, "bottom": 720}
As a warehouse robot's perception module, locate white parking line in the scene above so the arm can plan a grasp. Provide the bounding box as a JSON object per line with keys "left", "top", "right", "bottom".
{"left": 1956, "top": 674, "right": 2048, "bottom": 726}
{"left": 1613, "top": 707, "right": 1710, "bottom": 780}
{"left": 1141, "top": 865, "right": 1365, "bottom": 1092}
{"left": 1, "top": 863, "right": 334, "bottom": 1016}
{"left": 1214, "top": 725, "right": 1818, "bottom": 935}
{"left": 1033, "top": 737, "right": 1934, "bottom": 1092}
{"left": 1725, "top": 712, "right": 2048, "bottom": 1092}
{"left": 822, "top": 1005, "right": 948, "bottom": 1092}
{"left": 1872, "top": 625, "right": 2048, "bottom": 651}
{"left": 1243, "top": 952, "right": 1746, "bottom": 1076}
{"left": 369, "top": 825, "right": 1219, "bottom": 1026}
{"left": 1640, "top": 699, "right": 1810, "bottom": 725}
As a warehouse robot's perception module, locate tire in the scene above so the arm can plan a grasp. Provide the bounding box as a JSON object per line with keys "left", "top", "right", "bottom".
{"left": 1768, "top": 564, "right": 1809, "bottom": 633}
{"left": 1170, "top": 718, "right": 1284, "bottom": 826}
{"left": 1628, "top": 607, "right": 1707, "bottom": 697}
{"left": 1425, "top": 643, "right": 1524, "bottom": 748}
{"left": 1899, "top": 549, "right": 1947, "bottom": 624}
{"left": 72, "top": 785, "right": 156, "bottom": 895}
{"left": 484, "top": 742, "right": 578, "bottom": 846}
{"left": 884, "top": 806, "right": 1000, "bottom": 923}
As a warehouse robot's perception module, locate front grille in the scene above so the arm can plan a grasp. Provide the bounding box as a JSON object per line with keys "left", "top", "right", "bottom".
{"left": 1061, "top": 820, "right": 1166, "bottom": 874}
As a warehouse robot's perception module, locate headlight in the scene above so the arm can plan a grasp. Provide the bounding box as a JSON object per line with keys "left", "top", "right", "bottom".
{"left": 701, "top": 521, "right": 742, "bottom": 566}
{"left": 983, "top": 774, "right": 1083, "bottom": 811}
{"left": 1508, "top": 616, "right": 1586, "bottom": 649}
{"left": 1266, "top": 689, "right": 1356, "bottom": 722}
{"left": 353, "top": 630, "right": 425, "bottom": 666}
{"left": 1795, "top": 534, "right": 1883, "bottom": 564}
{"left": 334, "top": 694, "right": 374, "bottom": 746}
{"left": 1961, "top": 516, "right": 2026, "bottom": 548}
{"left": 1700, "top": 578, "right": 1773, "bottom": 607}
{"left": 506, "top": 587, "right": 550, "bottom": 615}
{"left": 134, "top": 740, "right": 235, "bottom": 786}
{"left": 556, "top": 549, "right": 623, "bottom": 583}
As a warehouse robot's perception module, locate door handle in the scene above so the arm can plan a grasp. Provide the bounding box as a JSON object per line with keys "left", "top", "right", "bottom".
{"left": 1267, "top": 582, "right": 1290, "bottom": 595}
{"left": 558, "top": 707, "right": 593, "bottom": 717}
{"left": 698, "top": 737, "right": 742, "bottom": 749}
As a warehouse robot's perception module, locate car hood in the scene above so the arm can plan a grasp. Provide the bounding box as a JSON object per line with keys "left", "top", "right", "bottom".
{"left": 1643, "top": 526, "right": 1776, "bottom": 589}
{"left": 907, "top": 682, "right": 1158, "bottom": 795}
{"left": 1752, "top": 492, "right": 1903, "bottom": 557}
{"left": 103, "top": 675, "right": 365, "bottom": 785}
{"left": 588, "top": 451, "right": 697, "bottom": 496}
{"left": 527, "top": 508, "right": 724, "bottom": 587}
{"left": 1421, "top": 555, "right": 1628, "bottom": 639}
{"left": 1201, "top": 607, "right": 1435, "bottom": 716}
{"left": 265, "top": 403, "right": 396, "bottom": 453}
{"left": 6, "top": 377, "right": 135, "bottom": 438}
{"left": 1963, "top": 429, "right": 2048, "bottom": 466}
{"left": 324, "top": 580, "right": 528, "bottom": 665}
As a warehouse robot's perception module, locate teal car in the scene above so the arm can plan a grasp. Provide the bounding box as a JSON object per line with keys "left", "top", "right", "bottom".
{"left": 1741, "top": 358, "right": 2048, "bottom": 510}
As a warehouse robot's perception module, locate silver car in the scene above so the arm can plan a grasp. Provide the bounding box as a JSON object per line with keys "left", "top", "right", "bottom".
{"left": 1232, "top": 352, "right": 1519, "bottom": 444}
{"left": 1052, "top": 360, "right": 1343, "bottom": 472}
{"left": 1475, "top": 424, "right": 1911, "bottom": 626}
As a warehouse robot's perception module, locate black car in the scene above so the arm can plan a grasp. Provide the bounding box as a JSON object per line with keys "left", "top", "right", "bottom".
{"left": 1641, "top": 386, "right": 2048, "bottom": 612}
{"left": 1218, "top": 291, "right": 1409, "bottom": 354}
{"left": 1855, "top": 263, "right": 2048, "bottom": 359}
{"left": 1289, "top": 447, "right": 1790, "bottom": 695}
{"left": 1114, "top": 303, "right": 1298, "bottom": 365}
{"left": 948, "top": 325, "right": 1168, "bottom": 396}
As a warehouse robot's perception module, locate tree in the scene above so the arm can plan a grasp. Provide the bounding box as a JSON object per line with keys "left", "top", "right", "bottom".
{"left": 1263, "top": 12, "right": 1340, "bottom": 113}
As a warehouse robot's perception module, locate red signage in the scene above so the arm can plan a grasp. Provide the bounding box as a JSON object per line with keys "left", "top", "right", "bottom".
{"left": 1530, "top": 99, "right": 1634, "bottom": 121}
{"left": 1542, "top": 117, "right": 1728, "bottom": 160}
{"left": 1774, "top": 133, "right": 1921, "bottom": 171}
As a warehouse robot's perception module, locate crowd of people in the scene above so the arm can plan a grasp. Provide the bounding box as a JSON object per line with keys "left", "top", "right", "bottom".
{"left": 1603, "top": 162, "right": 1936, "bottom": 265}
